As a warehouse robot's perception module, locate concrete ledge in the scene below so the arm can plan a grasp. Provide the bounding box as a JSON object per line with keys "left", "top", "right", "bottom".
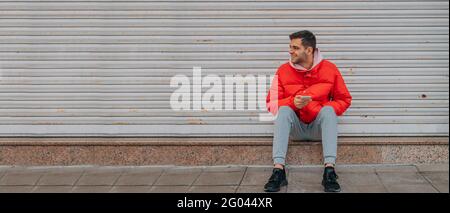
{"left": 0, "top": 137, "right": 448, "bottom": 146}
{"left": 0, "top": 137, "right": 448, "bottom": 166}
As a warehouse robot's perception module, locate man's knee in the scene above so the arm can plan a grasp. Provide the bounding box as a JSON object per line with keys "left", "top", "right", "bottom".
{"left": 277, "top": 106, "right": 295, "bottom": 115}
{"left": 276, "top": 106, "right": 296, "bottom": 121}
{"left": 318, "top": 106, "right": 337, "bottom": 119}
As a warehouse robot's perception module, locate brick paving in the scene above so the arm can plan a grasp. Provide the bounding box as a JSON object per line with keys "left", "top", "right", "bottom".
{"left": 0, "top": 164, "right": 447, "bottom": 193}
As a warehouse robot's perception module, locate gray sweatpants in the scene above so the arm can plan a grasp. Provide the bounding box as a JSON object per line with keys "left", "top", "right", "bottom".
{"left": 272, "top": 106, "right": 338, "bottom": 165}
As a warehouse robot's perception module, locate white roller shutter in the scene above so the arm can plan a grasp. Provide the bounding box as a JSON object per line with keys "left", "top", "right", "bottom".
{"left": 0, "top": 0, "right": 448, "bottom": 136}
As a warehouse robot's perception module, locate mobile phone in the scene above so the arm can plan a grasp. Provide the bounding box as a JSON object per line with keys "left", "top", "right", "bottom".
{"left": 300, "top": 96, "right": 312, "bottom": 101}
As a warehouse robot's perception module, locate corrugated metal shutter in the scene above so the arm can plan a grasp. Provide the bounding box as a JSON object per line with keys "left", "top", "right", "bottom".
{"left": 0, "top": 0, "right": 448, "bottom": 136}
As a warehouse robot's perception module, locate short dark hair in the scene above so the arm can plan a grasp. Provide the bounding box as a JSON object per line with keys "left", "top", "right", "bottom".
{"left": 289, "top": 30, "right": 316, "bottom": 51}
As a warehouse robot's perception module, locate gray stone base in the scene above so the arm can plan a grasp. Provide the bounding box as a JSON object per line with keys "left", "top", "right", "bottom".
{"left": 0, "top": 137, "right": 448, "bottom": 166}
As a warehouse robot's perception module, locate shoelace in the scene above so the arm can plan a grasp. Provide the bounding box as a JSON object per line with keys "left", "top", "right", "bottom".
{"left": 268, "top": 170, "right": 283, "bottom": 183}
{"left": 325, "top": 170, "right": 339, "bottom": 183}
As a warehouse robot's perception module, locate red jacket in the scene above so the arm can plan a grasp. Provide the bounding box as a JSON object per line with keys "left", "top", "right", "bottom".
{"left": 266, "top": 50, "right": 352, "bottom": 123}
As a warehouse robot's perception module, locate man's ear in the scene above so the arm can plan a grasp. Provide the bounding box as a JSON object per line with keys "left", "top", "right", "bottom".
{"left": 306, "top": 47, "right": 314, "bottom": 56}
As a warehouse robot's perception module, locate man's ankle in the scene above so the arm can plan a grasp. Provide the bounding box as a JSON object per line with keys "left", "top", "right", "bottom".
{"left": 324, "top": 163, "right": 335, "bottom": 168}
{"left": 274, "top": 164, "right": 285, "bottom": 170}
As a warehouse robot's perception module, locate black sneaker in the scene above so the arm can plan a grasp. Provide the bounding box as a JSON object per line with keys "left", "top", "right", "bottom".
{"left": 264, "top": 167, "right": 288, "bottom": 192}
{"left": 322, "top": 166, "right": 341, "bottom": 192}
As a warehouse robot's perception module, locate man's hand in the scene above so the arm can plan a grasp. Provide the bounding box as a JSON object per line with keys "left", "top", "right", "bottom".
{"left": 294, "top": 95, "right": 312, "bottom": 109}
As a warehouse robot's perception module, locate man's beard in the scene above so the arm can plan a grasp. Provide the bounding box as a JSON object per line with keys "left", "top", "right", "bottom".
{"left": 291, "top": 52, "right": 306, "bottom": 64}
{"left": 291, "top": 56, "right": 304, "bottom": 64}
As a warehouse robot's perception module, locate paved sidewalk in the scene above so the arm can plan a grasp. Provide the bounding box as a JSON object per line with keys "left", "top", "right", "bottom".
{"left": 0, "top": 164, "right": 447, "bottom": 193}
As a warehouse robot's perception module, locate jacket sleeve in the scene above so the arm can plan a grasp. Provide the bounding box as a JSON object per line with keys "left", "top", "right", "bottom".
{"left": 322, "top": 70, "right": 352, "bottom": 116}
{"left": 266, "top": 72, "right": 297, "bottom": 115}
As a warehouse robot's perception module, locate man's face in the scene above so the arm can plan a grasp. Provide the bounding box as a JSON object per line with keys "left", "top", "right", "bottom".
{"left": 289, "top": 38, "right": 312, "bottom": 64}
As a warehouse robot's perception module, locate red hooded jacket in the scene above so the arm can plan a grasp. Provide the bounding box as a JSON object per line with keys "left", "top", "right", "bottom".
{"left": 266, "top": 49, "right": 352, "bottom": 123}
